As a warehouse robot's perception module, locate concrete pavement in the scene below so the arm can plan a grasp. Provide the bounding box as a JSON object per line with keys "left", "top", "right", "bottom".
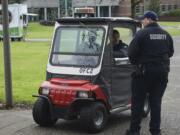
{"left": 24, "top": 38, "right": 51, "bottom": 42}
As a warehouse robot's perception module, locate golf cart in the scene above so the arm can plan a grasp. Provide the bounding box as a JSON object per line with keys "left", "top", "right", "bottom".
{"left": 32, "top": 17, "right": 150, "bottom": 133}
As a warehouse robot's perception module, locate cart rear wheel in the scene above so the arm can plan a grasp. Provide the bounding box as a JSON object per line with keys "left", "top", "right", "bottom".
{"left": 17, "top": 37, "right": 22, "bottom": 41}
{"left": 32, "top": 98, "right": 57, "bottom": 127}
{"left": 142, "top": 95, "right": 150, "bottom": 117}
{"left": 80, "top": 102, "right": 108, "bottom": 133}
{"left": 11, "top": 38, "right": 15, "bottom": 42}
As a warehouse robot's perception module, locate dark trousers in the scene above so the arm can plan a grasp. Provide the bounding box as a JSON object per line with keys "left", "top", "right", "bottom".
{"left": 130, "top": 64, "right": 169, "bottom": 134}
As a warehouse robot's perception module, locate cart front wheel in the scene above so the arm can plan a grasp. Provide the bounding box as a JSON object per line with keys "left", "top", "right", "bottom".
{"left": 80, "top": 102, "right": 108, "bottom": 133}
{"left": 32, "top": 98, "right": 57, "bottom": 127}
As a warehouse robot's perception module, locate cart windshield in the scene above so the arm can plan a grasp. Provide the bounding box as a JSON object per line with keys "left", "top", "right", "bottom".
{"left": 51, "top": 26, "right": 105, "bottom": 67}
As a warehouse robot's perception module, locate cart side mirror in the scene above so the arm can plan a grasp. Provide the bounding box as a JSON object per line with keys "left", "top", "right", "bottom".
{"left": 114, "top": 57, "right": 130, "bottom": 66}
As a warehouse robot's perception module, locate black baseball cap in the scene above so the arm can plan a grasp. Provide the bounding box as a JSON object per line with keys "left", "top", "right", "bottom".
{"left": 139, "top": 11, "right": 158, "bottom": 21}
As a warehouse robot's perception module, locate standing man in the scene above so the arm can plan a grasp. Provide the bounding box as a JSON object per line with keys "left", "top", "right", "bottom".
{"left": 126, "top": 11, "right": 174, "bottom": 135}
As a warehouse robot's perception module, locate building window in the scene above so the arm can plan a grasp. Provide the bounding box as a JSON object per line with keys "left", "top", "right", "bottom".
{"left": 0, "top": 10, "right": 12, "bottom": 24}
{"left": 100, "top": 6, "right": 109, "bottom": 17}
{"left": 135, "top": 5, "right": 140, "bottom": 14}
{"left": 161, "top": 4, "right": 166, "bottom": 12}
{"left": 59, "top": 0, "right": 72, "bottom": 17}
{"left": 174, "top": 5, "right": 178, "bottom": 9}
{"left": 47, "top": 8, "right": 58, "bottom": 20}
{"left": 168, "top": 5, "right": 172, "bottom": 11}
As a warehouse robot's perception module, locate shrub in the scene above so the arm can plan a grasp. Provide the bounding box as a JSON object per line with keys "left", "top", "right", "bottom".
{"left": 39, "top": 20, "right": 55, "bottom": 26}
{"left": 162, "top": 9, "right": 180, "bottom": 17}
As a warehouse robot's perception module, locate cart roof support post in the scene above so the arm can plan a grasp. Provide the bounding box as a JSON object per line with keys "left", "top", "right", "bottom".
{"left": 2, "top": 0, "right": 13, "bottom": 108}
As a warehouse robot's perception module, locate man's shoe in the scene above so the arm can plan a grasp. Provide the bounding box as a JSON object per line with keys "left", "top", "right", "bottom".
{"left": 126, "top": 129, "right": 140, "bottom": 135}
{"left": 151, "top": 131, "right": 161, "bottom": 135}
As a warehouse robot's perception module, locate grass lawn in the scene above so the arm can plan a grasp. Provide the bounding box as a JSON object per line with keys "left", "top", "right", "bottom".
{"left": 0, "top": 42, "right": 50, "bottom": 104}
{"left": 159, "top": 22, "right": 180, "bottom": 27}
{"left": 25, "top": 23, "right": 54, "bottom": 39}
{"left": 159, "top": 22, "right": 180, "bottom": 36}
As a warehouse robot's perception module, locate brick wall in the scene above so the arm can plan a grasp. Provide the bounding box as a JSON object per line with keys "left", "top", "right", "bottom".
{"left": 112, "top": 0, "right": 131, "bottom": 17}
{"left": 160, "top": 0, "right": 179, "bottom": 4}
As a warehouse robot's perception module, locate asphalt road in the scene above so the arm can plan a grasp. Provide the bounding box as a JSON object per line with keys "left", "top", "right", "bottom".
{"left": 0, "top": 37, "right": 180, "bottom": 135}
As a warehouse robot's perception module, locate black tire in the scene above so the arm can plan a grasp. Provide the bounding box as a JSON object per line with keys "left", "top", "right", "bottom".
{"left": 142, "top": 95, "right": 150, "bottom": 117}
{"left": 32, "top": 98, "right": 57, "bottom": 127}
{"left": 11, "top": 38, "right": 15, "bottom": 42}
{"left": 17, "top": 37, "right": 22, "bottom": 41}
{"left": 80, "top": 102, "right": 108, "bottom": 133}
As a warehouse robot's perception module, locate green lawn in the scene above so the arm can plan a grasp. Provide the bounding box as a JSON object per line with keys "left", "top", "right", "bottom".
{"left": 25, "top": 23, "right": 54, "bottom": 39}
{"left": 0, "top": 42, "right": 50, "bottom": 104}
{"left": 159, "top": 22, "right": 180, "bottom": 27}
{"left": 159, "top": 22, "right": 180, "bottom": 36}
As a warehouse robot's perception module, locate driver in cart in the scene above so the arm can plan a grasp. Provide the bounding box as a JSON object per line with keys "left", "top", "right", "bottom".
{"left": 112, "top": 29, "right": 128, "bottom": 58}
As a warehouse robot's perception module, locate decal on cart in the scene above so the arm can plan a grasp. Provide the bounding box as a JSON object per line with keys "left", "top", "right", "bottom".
{"left": 79, "top": 66, "right": 93, "bottom": 74}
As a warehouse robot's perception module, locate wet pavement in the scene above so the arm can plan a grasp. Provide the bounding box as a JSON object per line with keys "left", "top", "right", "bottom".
{"left": 25, "top": 38, "right": 51, "bottom": 42}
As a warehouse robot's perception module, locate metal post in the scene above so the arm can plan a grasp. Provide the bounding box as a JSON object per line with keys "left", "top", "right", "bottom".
{"left": 109, "top": 6, "right": 112, "bottom": 17}
{"left": 2, "top": 0, "right": 13, "bottom": 108}
{"left": 98, "top": 6, "right": 100, "bottom": 17}
{"left": 65, "top": 0, "right": 68, "bottom": 17}
{"left": 44, "top": 8, "right": 47, "bottom": 20}
{"left": 58, "top": 7, "right": 60, "bottom": 18}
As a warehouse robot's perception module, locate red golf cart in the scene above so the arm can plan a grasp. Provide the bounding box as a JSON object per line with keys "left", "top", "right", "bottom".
{"left": 32, "top": 17, "right": 150, "bottom": 133}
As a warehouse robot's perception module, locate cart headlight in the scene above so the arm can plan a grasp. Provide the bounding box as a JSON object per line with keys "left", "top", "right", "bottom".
{"left": 41, "top": 88, "right": 50, "bottom": 95}
{"left": 77, "top": 91, "right": 91, "bottom": 98}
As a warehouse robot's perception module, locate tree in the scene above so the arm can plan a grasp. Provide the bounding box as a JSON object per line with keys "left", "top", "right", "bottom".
{"left": 148, "top": 0, "right": 160, "bottom": 15}
{"left": 131, "top": 0, "right": 143, "bottom": 18}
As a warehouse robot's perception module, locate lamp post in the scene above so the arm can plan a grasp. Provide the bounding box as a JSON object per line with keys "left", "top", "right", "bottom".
{"left": 2, "top": 0, "right": 13, "bottom": 108}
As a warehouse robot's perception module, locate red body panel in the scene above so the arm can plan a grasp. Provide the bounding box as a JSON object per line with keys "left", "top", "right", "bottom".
{"left": 40, "top": 78, "right": 108, "bottom": 107}
{"left": 50, "top": 78, "right": 89, "bottom": 86}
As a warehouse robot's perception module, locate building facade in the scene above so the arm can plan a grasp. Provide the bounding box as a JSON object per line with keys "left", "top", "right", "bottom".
{"left": 72, "top": 0, "right": 131, "bottom": 17}
{"left": 23, "top": 0, "right": 180, "bottom": 20}
{"left": 72, "top": 0, "right": 180, "bottom": 17}
{"left": 23, "top": 0, "right": 72, "bottom": 21}
{"left": 136, "top": 0, "right": 180, "bottom": 15}
{"left": 24, "top": 0, "right": 60, "bottom": 20}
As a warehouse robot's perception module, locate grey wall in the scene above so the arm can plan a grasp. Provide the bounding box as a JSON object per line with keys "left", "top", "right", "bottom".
{"left": 72, "top": 0, "right": 121, "bottom": 7}
{"left": 24, "top": 0, "right": 59, "bottom": 8}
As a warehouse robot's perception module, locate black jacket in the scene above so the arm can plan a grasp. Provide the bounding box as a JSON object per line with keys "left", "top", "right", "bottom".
{"left": 113, "top": 40, "right": 128, "bottom": 57}
{"left": 128, "top": 23, "right": 174, "bottom": 65}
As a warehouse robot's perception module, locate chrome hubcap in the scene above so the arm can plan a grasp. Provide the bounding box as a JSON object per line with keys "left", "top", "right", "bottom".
{"left": 94, "top": 110, "right": 104, "bottom": 126}
{"left": 144, "top": 99, "right": 149, "bottom": 111}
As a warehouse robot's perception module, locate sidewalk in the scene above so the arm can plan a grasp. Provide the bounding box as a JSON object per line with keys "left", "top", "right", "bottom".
{"left": 0, "top": 110, "right": 33, "bottom": 135}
